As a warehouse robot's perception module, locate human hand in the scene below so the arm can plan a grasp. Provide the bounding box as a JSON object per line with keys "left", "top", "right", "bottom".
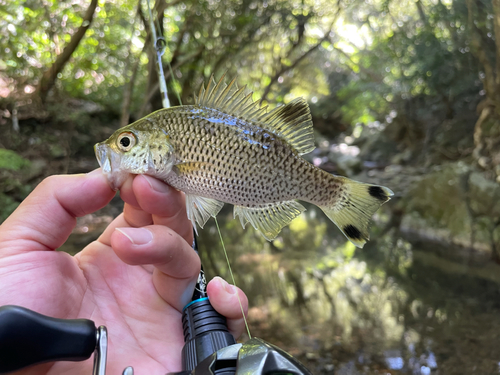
{"left": 0, "top": 170, "right": 248, "bottom": 374}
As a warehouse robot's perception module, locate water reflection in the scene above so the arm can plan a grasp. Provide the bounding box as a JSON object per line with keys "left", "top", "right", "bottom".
{"left": 195, "top": 202, "right": 500, "bottom": 374}
{"left": 60, "top": 195, "right": 500, "bottom": 374}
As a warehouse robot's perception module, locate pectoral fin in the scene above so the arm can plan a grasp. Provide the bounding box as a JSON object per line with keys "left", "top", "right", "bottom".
{"left": 186, "top": 194, "right": 224, "bottom": 232}
{"left": 233, "top": 200, "right": 306, "bottom": 240}
{"left": 175, "top": 162, "right": 209, "bottom": 175}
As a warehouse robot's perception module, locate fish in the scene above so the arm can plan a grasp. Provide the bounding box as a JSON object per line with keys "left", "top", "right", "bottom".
{"left": 95, "top": 74, "right": 393, "bottom": 247}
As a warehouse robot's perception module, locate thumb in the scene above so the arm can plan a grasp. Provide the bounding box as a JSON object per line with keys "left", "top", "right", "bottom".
{"left": 207, "top": 276, "right": 249, "bottom": 340}
{"left": 0, "top": 170, "right": 115, "bottom": 257}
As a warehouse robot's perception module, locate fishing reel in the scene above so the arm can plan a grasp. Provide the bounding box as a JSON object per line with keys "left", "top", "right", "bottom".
{"left": 0, "top": 299, "right": 310, "bottom": 374}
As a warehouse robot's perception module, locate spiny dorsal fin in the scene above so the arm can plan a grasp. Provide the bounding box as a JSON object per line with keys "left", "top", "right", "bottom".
{"left": 256, "top": 97, "right": 314, "bottom": 155}
{"left": 195, "top": 74, "right": 315, "bottom": 155}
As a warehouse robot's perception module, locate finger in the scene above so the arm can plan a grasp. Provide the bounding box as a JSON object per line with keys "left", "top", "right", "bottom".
{"left": 123, "top": 203, "right": 153, "bottom": 227}
{"left": 98, "top": 175, "right": 190, "bottom": 246}
{"left": 207, "top": 277, "right": 249, "bottom": 339}
{"left": 97, "top": 213, "right": 128, "bottom": 247}
{"left": 110, "top": 225, "right": 201, "bottom": 310}
{"left": 0, "top": 170, "right": 115, "bottom": 256}
{"left": 117, "top": 174, "right": 140, "bottom": 208}
{"left": 132, "top": 175, "right": 193, "bottom": 244}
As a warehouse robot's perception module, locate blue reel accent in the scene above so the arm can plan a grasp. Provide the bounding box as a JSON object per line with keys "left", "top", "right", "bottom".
{"left": 183, "top": 297, "right": 209, "bottom": 312}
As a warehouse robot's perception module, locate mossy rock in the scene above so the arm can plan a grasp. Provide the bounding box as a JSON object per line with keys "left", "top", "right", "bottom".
{"left": 404, "top": 162, "right": 500, "bottom": 249}
{"left": 0, "top": 149, "right": 31, "bottom": 171}
{"left": 49, "top": 144, "right": 67, "bottom": 158}
{"left": 468, "top": 172, "right": 500, "bottom": 218}
{"left": 405, "top": 163, "right": 470, "bottom": 236}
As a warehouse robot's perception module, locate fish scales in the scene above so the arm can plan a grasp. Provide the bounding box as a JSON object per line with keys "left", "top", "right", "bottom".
{"left": 95, "top": 74, "right": 393, "bottom": 247}
{"left": 159, "top": 107, "right": 327, "bottom": 207}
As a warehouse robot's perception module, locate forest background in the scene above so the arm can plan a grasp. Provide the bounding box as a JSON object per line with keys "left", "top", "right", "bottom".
{"left": 2, "top": 0, "right": 500, "bottom": 373}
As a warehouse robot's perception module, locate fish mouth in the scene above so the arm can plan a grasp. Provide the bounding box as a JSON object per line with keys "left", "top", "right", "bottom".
{"left": 94, "top": 142, "right": 129, "bottom": 190}
{"left": 94, "top": 143, "right": 112, "bottom": 173}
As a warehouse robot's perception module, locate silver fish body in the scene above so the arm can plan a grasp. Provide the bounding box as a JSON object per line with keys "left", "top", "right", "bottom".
{"left": 96, "top": 76, "right": 393, "bottom": 246}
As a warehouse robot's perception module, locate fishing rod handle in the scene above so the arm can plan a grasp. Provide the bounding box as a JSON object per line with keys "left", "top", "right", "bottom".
{"left": 0, "top": 305, "right": 98, "bottom": 373}
{"left": 181, "top": 298, "right": 236, "bottom": 372}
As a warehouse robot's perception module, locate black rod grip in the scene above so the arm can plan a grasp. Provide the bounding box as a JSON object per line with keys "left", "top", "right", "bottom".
{"left": 181, "top": 298, "right": 236, "bottom": 372}
{"left": 0, "top": 305, "right": 96, "bottom": 373}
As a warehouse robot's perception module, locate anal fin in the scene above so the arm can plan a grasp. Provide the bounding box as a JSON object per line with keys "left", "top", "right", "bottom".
{"left": 234, "top": 200, "right": 306, "bottom": 241}
{"left": 186, "top": 194, "right": 224, "bottom": 232}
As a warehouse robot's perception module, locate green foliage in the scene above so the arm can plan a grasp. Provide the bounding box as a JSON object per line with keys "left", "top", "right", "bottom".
{"left": 0, "top": 149, "right": 30, "bottom": 170}
{"left": 0, "top": 192, "right": 19, "bottom": 222}
{"left": 0, "top": 150, "right": 32, "bottom": 222}
{"left": 0, "top": 0, "right": 340, "bottom": 111}
{"left": 0, "top": 0, "right": 488, "bottom": 144}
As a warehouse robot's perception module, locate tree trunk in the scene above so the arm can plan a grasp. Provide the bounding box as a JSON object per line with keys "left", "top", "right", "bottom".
{"left": 466, "top": 0, "right": 500, "bottom": 181}
{"left": 37, "top": 0, "right": 98, "bottom": 100}
{"left": 120, "top": 42, "right": 148, "bottom": 127}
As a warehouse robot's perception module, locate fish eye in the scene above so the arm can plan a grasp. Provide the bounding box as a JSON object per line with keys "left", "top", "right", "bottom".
{"left": 117, "top": 132, "right": 136, "bottom": 152}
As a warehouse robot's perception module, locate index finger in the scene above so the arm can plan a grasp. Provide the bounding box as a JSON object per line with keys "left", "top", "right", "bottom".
{"left": 97, "top": 175, "right": 194, "bottom": 246}
{"left": 132, "top": 175, "right": 193, "bottom": 244}
{"left": 0, "top": 170, "right": 115, "bottom": 257}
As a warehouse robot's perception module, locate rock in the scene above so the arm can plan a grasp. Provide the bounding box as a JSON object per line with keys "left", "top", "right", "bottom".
{"left": 49, "top": 144, "right": 66, "bottom": 159}
{"left": 331, "top": 152, "right": 362, "bottom": 176}
{"left": 26, "top": 159, "right": 48, "bottom": 180}
{"left": 402, "top": 162, "right": 500, "bottom": 260}
{"left": 357, "top": 127, "right": 399, "bottom": 164}
{"left": 390, "top": 148, "right": 412, "bottom": 165}
{"left": 405, "top": 163, "right": 470, "bottom": 237}
{"left": 468, "top": 172, "right": 500, "bottom": 219}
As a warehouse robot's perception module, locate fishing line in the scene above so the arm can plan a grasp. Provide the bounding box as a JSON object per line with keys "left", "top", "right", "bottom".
{"left": 146, "top": 0, "right": 170, "bottom": 108}
{"left": 146, "top": 0, "right": 183, "bottom": 106}
{"left": 147, "top": 0, "right": 249, "bottom": 339}
{"left": 214, "top": 217, "right": 252, "bottom": 339}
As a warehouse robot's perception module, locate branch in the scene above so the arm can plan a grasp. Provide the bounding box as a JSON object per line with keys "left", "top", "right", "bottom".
{"left": 120, "top": 0, "right": 144, "bottom": 126}
{"left": 492, "top": 0, "right": 500, "bottom": 91}
{"left": 331, "top": 44, "right": 381, "bottom": 83}
{"left": 180, "top": 46, "right": 205, "bottom": 103}
{"left": 466, "top": 0, "right": 496, "bottom": 100}
{"left": 212, "top": 15, "right": 273, "bottom": 74}
{"left": 260, "top": 37, "right": 327, "bottom": 104}
{"left": 260, "top": 10, "right": 339, "bottom": 104}
{"left": 120, "top": 41, "right": 149, "bottom": 127}
{"left": 415, "top": 0, "right": 428, "bottom": 27}
{"left": 37, "top": 0, "right": 98, "bottom": 100}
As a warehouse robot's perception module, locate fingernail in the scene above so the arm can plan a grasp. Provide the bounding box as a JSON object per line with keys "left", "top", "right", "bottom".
{"left": 141, "top": 175, "right": 171, "bottom": 194}
{"left": 115, "top": 227, "right": 153, "bottom": 245}
{"left": 215, "top": 276, "right": 236, "bottom": 294}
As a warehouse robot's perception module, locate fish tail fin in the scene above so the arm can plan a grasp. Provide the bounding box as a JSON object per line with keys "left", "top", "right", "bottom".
{"left": 319, "top": 178, "right": 394, "bottom": 248}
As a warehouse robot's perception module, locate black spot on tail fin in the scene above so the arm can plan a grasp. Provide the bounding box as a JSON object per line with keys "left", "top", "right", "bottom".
{"left": 369, "top": 185, "right": 390, "bottom": 202}
{"left": 343, "top": 225, "right": 363, "bottom": 240}
{"left": 319, "top": 178, "right": 394, "bottom": 248}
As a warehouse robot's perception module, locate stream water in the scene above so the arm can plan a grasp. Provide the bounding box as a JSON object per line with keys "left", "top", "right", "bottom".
{"left": 62, "top": 198, "right": 500, "bottom": 375}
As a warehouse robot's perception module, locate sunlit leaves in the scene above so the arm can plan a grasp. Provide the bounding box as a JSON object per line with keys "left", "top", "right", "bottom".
{"left": 0, "top": 0, "right": 487, "bottom": 138}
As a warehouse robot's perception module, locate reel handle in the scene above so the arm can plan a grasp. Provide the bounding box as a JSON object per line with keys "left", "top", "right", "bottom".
{"left": 0, "top": 305, "right": 97, "bottom": 373}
